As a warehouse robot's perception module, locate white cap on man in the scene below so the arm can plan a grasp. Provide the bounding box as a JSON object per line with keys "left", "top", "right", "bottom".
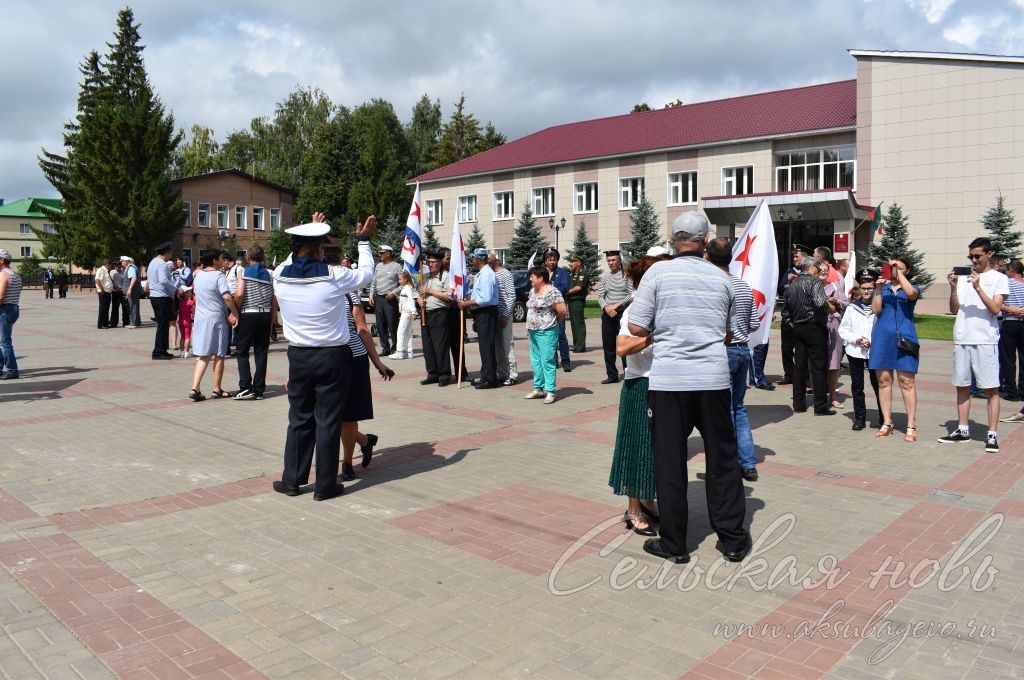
{"left": 671, "top": 211, "right": 712, "bottom": 242}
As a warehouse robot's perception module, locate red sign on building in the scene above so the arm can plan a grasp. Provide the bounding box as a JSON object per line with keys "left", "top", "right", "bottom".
{"left": 834, "top": 232, "right": 849, "bottom": 254}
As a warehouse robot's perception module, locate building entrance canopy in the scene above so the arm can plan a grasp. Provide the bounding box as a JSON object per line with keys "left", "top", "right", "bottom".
{"left": 702, "top": 188, "right": 873, "bottom": 226}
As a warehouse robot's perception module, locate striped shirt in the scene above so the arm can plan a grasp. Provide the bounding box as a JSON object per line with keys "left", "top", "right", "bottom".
{"left": 597, "top": 270, "right": 633, "bottom": 308}
{"left": 368, "top": 261, "right": 402, "bottom": 297}
{"left": 629, "top": 254, "right": 734, "bottom": 391}
{"left": 728, "top": 274, "right": 760, "bottom": 344}
{"left": 240, "top": 264, "right": 274, "bottom": 312}
{"left": 346, "top": 292, "right": 368, "bottom": 357}
{"left": 494, "top": 268, "right": 515, "bottom": 317}
{"left": 1, "top": 269, "right": 22, "bottom": 305}
{"left": 1001, "top": 277, "right": 1024, "bottom": 319}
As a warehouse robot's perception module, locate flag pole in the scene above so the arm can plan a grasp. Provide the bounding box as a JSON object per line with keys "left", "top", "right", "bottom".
{"left": 457, "top": 308, "right": 465, "bottom": 388}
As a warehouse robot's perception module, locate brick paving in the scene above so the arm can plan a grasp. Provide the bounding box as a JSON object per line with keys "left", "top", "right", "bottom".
{"left": 1, "top": 292, "right": 1023, "bottom": 678}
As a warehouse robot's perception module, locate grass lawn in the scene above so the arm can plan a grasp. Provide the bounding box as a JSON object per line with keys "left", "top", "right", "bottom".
{"left": 770, "top": 315, "right": 954, "bottom": 340}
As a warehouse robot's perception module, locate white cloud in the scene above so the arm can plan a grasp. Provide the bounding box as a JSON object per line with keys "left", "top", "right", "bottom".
{"left": 907, "top": 0, "right": 956, "bottom": 23}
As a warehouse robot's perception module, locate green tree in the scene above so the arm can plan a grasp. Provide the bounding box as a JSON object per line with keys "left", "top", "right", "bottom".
{"left": 631, "top": 103, "right": 651, "bottom": 113}
{"left": 981, "top": 193, "right": 1021, "bottom": 259}
{"left": 431, "top": 94, "right": 484, "bottom": 169}
{"left": 623, "top": 192, "right": 662, "bottom": 260}
{"left": 863, "top": 202, "right": 934, "bottom": 290}
{"left": 405, "top": 94, "right": 442, "bottom": 177}
{"left": 295, "top": 109, "right": 354, "bottom": 229}
{"left": 16, "top": 255, "right": 43, "bottom": 280}
{"left": 481, "top": 122, "right": 506, "bottom": 150}
{"left": 506, "top": 203, "right": 548, "bottom": 269}
{"left": 466, "top": 223, "right": 486, "bottom": 252}
{"left": 252, "top": 87, "right": 335, "bottom": 191}
{"left": 266, "top": 228, "right": 291, "bottom": 266}
{"left": 422, "top": 223, "right": 443, "bottom": 253}
{"left": 345, "top": 99, "right": 412, "bottom": 225}
{"left": 376, "top": 214, "right": 406, "bottom": 254}
{"left": 38, "top": 8, "right": 182, "bottom": 267}
{"left": 568, "top": 220, "right": 601, "bottom": 291}
{"left": 171, "top": 123, "right": 219, "bottom": 178}
{"left": 214, "top": 129, "right": 255, "bottom": 170}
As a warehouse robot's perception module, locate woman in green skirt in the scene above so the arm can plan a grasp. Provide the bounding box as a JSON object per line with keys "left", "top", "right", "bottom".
{"left": 608, "top": 252, "right": 668, "bottom": 536}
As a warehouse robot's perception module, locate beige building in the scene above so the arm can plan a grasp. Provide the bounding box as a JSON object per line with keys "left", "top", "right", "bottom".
{"left": 0, "top": 198, "right": 61, "bottom": 267}
{"left": 413, "top": 49, "right": 1024, "bottom": 313}
{"left": 170, "top": 169, "right": 294, "bottom": 266}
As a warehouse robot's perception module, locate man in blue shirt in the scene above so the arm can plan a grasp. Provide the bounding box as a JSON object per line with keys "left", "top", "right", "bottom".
{"left": 147, "top": 242, "right": 178, "bottom": 359}
{"left": 459, "top": 248, "right": 500, "bottom": 389}
{"left": 545, "top": 249, "right": 572, "bottom": 372}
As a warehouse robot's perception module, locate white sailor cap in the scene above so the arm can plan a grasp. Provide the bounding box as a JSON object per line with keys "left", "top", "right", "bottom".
{"left": 119, "top": 255, "right": 132, "bottom": 262}
{"left": 285, "top": 222, "right": 331, "bottom": 238}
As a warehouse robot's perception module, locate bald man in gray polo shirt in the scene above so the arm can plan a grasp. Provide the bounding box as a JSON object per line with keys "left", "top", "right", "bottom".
{"left": 628, "top": 212, "right": 751, "bottom": 565}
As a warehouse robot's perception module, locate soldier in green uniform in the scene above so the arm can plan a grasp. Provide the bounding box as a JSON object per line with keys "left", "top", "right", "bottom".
{"left": 566, "top": 253, "right": 590, "bottom": 352}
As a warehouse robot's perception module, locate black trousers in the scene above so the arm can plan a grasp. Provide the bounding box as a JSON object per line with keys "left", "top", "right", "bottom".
{"left": 109, "top": 291, "right": 124, "bottom": 327}
{"left": 780, "top": 320, "right": 795, "bottom": 381}
{"left": 601, "top": 311, "right": 627, "bottom": 380}
{"left": 46, "top": 282, "right": 54, "bottom": 299}
{"left": 474, "top": 305, "right": 499, "bottom": 384}
{"left": 649, "top": 389, "right": 749, "bottom": 556}
{"left": 792, "top": 322, "right": 829, "bottom": 412}
{"left": 847, "top": 354, "right": 881, "bottom": 424}
{"left": 150, "top": 297, "right": 172, "bottom": 356}
{"left": 97, "top": 292, "right": 111, "bottom": 328}
{"left": 999, "top": 320, "right": 1024, "bottom": 398}
{"left": 422, "top": 307, "right": 452, "bottom": 379}
{"left": 448, "top": 306, "right": 467, "bottom": 377}
{"left": 58, "top": 285, "right": 67, "bottom": 298}
{"left": 235, "top": 312, "right": 272, "bottom": 394}
{"left": 282, "top": 344, "right": 351, "bottom": 496}
{"left": 374, "top": 294, "right": 399, "bottom": 354}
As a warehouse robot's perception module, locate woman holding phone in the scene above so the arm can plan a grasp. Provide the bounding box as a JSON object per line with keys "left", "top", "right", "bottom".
{"left": 869, "top": 256, "right": 921, "bottom": 440}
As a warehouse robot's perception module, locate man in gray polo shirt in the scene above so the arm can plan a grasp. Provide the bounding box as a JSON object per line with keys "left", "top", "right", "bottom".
{"left": 628, "top": 212, "right": 751, "bottom": 564}
{"left": 368, "top": 245, "right": 402, "bottom": 356}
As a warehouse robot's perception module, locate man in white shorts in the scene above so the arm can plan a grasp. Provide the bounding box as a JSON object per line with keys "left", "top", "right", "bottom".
{"left": 939, "top": 237, "right": 1009, "bottom": 452}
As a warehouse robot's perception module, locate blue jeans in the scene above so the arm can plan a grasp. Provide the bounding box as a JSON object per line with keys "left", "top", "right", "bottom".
{"left": 555, "top": 320, "right": 570, "bottom": 367}
{"left": 728, "top": 344, "right": 756, "bottom": 469}
{"left": 748, "top": 342, "right": 769, "bottom": 386}
{"left": 0, "top": 304, "right": 19, "bottom": 376}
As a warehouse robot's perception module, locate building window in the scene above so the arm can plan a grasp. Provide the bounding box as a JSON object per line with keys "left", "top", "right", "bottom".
{"left": 574, "top": 182, "right": 598, "bottom": 213}
{"left": 235, "top": 205, "right": 247, "bottom": 230}
{"left": 216, "top": 204, "right": 228, "bottom": 229}
{"left": 494, "top": 192, "right": 514, "bottom": 220}
{"left": 668, "top": 172, "right": 698, "bottom": 205}
{"left": 181, "top": 248, "right": 192, "bottom": 268}
{"left": 253, "top": 206, "right": 265, "bottom": 230}
{"left": 197, "top": 203, "right": 210, "bottom": 228}
{"left": 20, "top": 246, "right": 32, "bottom": 257}
{"left": 270, "top": 208, "right": 281, "bottom": 230}
{"left": 619, "top": 177, "right": 645, "bottom": 209}
{"left": 182, "top": 202, "right": 191, "bottom": 227}
{"left": 775, "top": 147, "right": 856, "bottom": 192}
{"left": 722, "top": 166, "right": 754, "bottom": 196}
{"left": 426, "top": 199, "right": 443, "bottom": 226}
{"left": 19, "top": 223, "right": 31, "bottom": 234}
{"left": 42, "top": 223, "right": 54, "bottom": 234}
{"left": 532, "top": 187, "right": 555, "bottom": 216}
{"left": 458, "top": 195, "right": 477, "bottom": 222}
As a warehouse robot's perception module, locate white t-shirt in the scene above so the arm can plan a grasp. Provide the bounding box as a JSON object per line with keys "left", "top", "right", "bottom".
{"left": 618, "top": 307, "right": 653, "bottom": 379}
{"left": 955, "top": 269, "right": 1009, "bottom": 345}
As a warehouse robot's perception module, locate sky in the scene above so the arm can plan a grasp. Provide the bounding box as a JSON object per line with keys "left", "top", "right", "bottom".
{"left": 2, "top": 0, "right": 1023, "bottom": 200}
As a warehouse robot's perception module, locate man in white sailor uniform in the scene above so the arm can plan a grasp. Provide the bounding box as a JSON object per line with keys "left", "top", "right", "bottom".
{"left": 272, "top": 213, "right": 377, "bottom": 501}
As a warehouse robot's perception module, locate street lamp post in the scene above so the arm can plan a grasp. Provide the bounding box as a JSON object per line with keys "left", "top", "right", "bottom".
{"left": 548, "top": 216, "right": 567, "bottom": 252}
{"left": 777, "top": 206, "right": 804, "bottom": 259}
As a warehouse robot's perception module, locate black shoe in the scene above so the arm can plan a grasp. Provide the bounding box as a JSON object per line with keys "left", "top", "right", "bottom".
{"left": 717, "top": 536, "right": 753, "bottom": 563}
{"left": 313, "top": 483, "right": 344, "bottom": 501}
{"left": 814, "top": 409, "right": 837, "bottom": 416}
{"left": 272, "top": 480, "right": 300, "bottom": 496}
{"left": 742, "top": 468, "right": 759, "bottom": 482}
{"left": 475, "top": 381, "right": 498, "bottom": 390}
{"left": 380, "top": 350, "right": 392, "bottom": 357}
{"left": 163, "top": 352, "right": 175, "bottom": 358}
{"left": 793, "top": 407, "right": 807, "bottom": 413}
{"left": 642, "top": 538, "right": 690, "bottom": 564}
{"left": 938, "top": 430, "right": 971, "bottom": 444}
{"left": 341, "top": 462, "right": 356, "bottom": 481}
{"left": 420, "top": 376, "right": 439, "bottom": 385}
{"left": 562, "top": 365, "right": 572, "bottom": 373}
{"left": 501, "top": 378, "right": 517, "bottom": 386}
{"left": 601, "top": 377, "right": 619, "bottom": 385}
{"left": 852, "top": 420, "right": 866, "bottom": 431}
{"left": 470, "top": 377, "right": 484, "bottom": 386}
{"left": 777, "top": 378, "right": 793, "bottom": 385}
{"left": 755, "top": 383, "right": 776, "bottom": 391}
{"left": 152, "top": 354, "right": 172, "bottom": 360}
{"left": 624, "top": 514, "right": 657, "bottom": 537}
{"left": 438, "top": 377, "right": 451, "bottom": 387}
{"left": 361, "top": 434, "right": 378, "bottom": 468}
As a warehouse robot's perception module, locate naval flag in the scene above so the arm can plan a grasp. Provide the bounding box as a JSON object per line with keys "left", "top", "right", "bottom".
{"left": 402, "top": 183, "right": 423, "bottom": 275}
{"left": 729, "top": 199, "right": 779, "bottom": 348}
{"left": 449, "top": 212, "right": 467, "bottom": 301}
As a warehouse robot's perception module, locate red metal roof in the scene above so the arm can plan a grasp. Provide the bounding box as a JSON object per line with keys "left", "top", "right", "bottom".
{"left": 414, "top": 80, "right": 857, "bottom": 184}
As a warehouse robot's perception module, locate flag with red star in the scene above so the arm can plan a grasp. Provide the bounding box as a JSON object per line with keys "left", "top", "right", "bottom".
{"left": 728, "top": 199, "right": 778, "bottom": 347}
{"left": 402, "top": 183, "right": 424, "bottom": 275}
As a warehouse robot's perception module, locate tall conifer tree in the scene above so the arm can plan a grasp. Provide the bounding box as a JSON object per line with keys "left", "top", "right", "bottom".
{"left": 507, "top": 204, "right": 548, "bottom": 269}
{"left": 863, "top": 202, "right": 934, "bottom": 290}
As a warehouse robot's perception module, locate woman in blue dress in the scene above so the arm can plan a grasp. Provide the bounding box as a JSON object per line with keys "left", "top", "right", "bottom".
{"left": 869, "top": 256, "right": 920, "bottom": 441}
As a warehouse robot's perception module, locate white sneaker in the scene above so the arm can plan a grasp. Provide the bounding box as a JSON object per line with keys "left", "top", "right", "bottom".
{"left": 523, "top": 390, "right": 545, "bottom": 399}
{"left": 543, "top": 392, "right": 556, "bottom": 404}
{"left": 1000, "top": 412, "right": 1024, "bottom": 423}
{"left": 392, "top": 352, "right": 406, "bottom": 360}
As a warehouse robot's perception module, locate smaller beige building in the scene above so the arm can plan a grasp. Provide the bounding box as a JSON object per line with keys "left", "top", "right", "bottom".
{"left": 170, "top": 169, "right": 294, "bottom": 266}
{"left": 0, "top": 198, "right": 62, "bottom": 267}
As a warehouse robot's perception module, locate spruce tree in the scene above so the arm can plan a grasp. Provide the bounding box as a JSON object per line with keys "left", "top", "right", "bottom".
{"left": 376, "top": 214, "right": 406, "bottom": 254}
{"left": 422, "top": 223, "right": 442, "bottom": 253}
{"left": 568, "top": 220, "right": 601, "bottom": 292}
{"left": 466, "top": 224, "right": 486, "bottom": 252}
{"left": 507, "top": 203, "right": 548, "bottom": 269}
{"left": 623, "top": 192, "right": 662, "bottom": 260}
{"left": 981, "top": 193, "right": 1021, "bottom": 259}
{"left": 38, "top": 8, "right": 182, "bottom": 266}
{"left": 863, "top": 202, "right": 934, "bottom": 290}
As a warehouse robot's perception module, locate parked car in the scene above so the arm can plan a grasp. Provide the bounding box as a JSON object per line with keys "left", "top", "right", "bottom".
{"left": 510, "top": 269, "right": 531, "bottom": 323}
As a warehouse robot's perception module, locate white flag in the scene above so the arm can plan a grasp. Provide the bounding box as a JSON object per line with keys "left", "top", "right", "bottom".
{"left": 729, "top": 199, "right": 778, "bottom": 348}
{"left": 526, "top": 251, "right": 537, "bottom": 270}
{"left": 401, "top": 183, "right": 423, "bottom": 275}
{"left": 844, "top": 251, "right": 857, "bottom": 296}
{"left": 449, "top": 212, "right": 467, "bottom": 301}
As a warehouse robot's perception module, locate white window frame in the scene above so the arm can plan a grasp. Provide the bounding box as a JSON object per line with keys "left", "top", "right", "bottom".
{"left": 197, "top": 203, "right": 211, "bottom": 228}
{"left": 216, "top": 204, "right": 228, "bottom": 229}
{"left": 235, "top": 205, "right": 247, "bottom": 230}
{"left": 42, "top": 223, "right": 54, "bottom": 234}
{"left": 493, "top": 191, "right": 514, "bottom": 220}
{"left": 270, "top": 208, "right": 281, "bottom": 230}
{"left": 722, "top": 166, "right": 754, "bottom": 196}
{"left": 19, "top": 223, "right": 31, "bottom": 234}
{"left": 667, "top": 171, "right": 698, "bottom": 206}
{"left": 619, "top": 177, "right": 645, "bottom": 210}
{"left": 458, "top": 195, "right": 477, "bottom": 222}
{"left": 426, "top": 199, "right": 443, "bottom": 226}
{"left": 775, "top": 147, "right": 856, "bottom": 192}
{"left": 492, "top": 248, "right": 509, "bottom": 265}
{"left": 182, "top": 202, "right": 191, "bottom": 227}
{"left": 253, "top": 206, "right": 265, "bottom": 231}
{"left": 532, "top": 187, "right": 555, "bottom": 217}
{"left": 574, "top": 182, "right": 598, "bottom": 214}
{"left": 20, "top": 246, "right": 32, "bottom": 257}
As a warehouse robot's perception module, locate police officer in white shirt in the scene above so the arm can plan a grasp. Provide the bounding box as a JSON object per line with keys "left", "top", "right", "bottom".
{"left": 272, "top": 213, "right": 377, "bottom": 501}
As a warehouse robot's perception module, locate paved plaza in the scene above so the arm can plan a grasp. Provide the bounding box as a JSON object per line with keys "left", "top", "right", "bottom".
{"left": 1, "top": 292, "right": 1023, "bottom": 679}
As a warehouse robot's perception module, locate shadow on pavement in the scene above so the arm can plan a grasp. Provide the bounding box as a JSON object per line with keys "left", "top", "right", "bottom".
{"left": 685, "top": 482, "right": 766, "bottom": 553}
{"left": 0, "top": 378, "right": 87, "bottom": 402}
{"left": 13, "top": 366, "right": 96, "bottom": 379}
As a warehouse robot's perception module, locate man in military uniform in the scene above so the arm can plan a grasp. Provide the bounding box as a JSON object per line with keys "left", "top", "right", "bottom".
{"left": 565, "top": 253, "right": 590, "bottom": 352}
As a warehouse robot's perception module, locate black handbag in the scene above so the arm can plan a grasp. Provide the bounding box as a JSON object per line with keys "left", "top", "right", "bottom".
{"left": 891, "top": 289, "right": 920, "bottom": 357}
